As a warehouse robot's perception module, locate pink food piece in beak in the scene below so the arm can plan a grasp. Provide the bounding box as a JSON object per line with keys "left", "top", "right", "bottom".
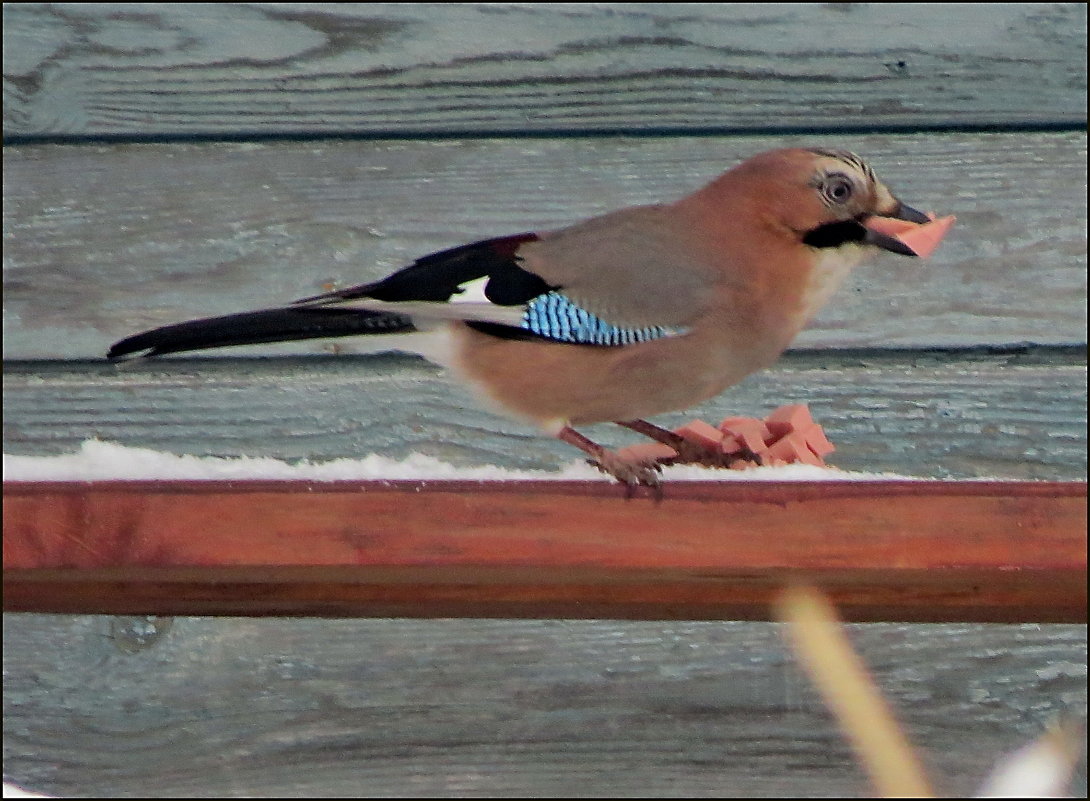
{"left": 865, "top": 212, "right": 956, "bottom": 259}
{"left": 895, "top": 214, "right": 956, "bottom": 259}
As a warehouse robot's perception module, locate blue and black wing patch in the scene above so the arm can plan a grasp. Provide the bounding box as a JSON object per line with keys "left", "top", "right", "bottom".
{"left": 520, "top": 292, "right": 687, "bottom": 345}
{"left": 468, "top": 291, "right": 689, "bottom": 346}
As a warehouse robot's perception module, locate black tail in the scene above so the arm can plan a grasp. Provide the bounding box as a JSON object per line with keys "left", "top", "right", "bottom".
{"left": 107, "top": 307, "right": 414, "bottom": 361}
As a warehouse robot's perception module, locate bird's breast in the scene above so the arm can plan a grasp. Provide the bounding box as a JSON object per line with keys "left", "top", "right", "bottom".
{"left": 446, "top": 323, "right": 752, "bottom": 429}
{"left": 796, "top": 244, "right": 869, "bottom": 325}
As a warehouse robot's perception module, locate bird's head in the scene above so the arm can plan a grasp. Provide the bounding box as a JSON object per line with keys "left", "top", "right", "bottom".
{"left": 734, "top": 148, "right": 939, "bottom": 257}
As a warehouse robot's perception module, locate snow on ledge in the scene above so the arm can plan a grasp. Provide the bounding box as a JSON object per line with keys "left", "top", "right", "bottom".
{"left": 2, "top": 440, "right": 925, "bottom": 483}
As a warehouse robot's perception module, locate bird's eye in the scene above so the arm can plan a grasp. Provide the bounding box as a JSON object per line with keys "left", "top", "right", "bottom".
{"left": 822, "top": 175, "right": 854, "bottom": 204}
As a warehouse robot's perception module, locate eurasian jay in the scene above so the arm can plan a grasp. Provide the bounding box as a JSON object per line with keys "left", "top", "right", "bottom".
{"left": 108, "top": 148, "right": 947, "bottom": 489}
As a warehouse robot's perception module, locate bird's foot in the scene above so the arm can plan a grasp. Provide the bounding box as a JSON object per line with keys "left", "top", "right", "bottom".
{"left": 556, "top": 425, "right": 664, "bottom": 497}
{"left": 617, "top": 418, "right": 762, "bottom": 472}
{"left": 586, "top": 450, "right": 664, "bottom": 498}
{"left": 657, "top": 440, "right": 764, "bottom": 470}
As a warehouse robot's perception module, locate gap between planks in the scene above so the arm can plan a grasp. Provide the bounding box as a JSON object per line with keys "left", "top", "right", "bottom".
{"left": 4, "top": 479, "right": 1085, "bottom": 623}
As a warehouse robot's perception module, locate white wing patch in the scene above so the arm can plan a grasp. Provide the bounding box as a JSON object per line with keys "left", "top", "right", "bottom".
{"left": 450, "top": 275, "right": 491, "bottom": 305}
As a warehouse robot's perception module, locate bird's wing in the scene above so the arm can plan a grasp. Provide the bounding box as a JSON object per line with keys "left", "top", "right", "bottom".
{"left": 296, "top": 233, "right": 548, "bottom": 306}
{"left": 300, "top": 207, "right": 714, "bottom": 345}
{"left": 515, "top": 204, "right": 718, "bottom": 331}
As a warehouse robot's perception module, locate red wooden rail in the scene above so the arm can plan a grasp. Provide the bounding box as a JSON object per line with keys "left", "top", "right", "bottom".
{"left": 3, "top": 479, "right": 1085, "bottom": 622}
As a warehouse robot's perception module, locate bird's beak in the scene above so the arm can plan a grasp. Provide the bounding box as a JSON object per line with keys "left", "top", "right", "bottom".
{"left": 861, "top": 202, "right": 954, "bottom": 258}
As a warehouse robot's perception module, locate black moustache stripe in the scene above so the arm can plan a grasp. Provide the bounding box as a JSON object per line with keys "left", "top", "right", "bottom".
{"left": 802, "top": 220, "right": 867, "bottom": 249}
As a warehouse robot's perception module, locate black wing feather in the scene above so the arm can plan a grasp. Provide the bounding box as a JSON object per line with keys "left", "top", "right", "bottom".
{"left": 108, "top": 233, "right": 554, "bottom": 361}
{"left": 107, "top": 307, "right": 412, "bottom": 361}
{"left": 294, "top": 233, "right": 555, "bottom": 306}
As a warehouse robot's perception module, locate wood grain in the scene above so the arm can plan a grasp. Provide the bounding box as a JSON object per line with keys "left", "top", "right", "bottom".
{"left": 3, "top": 3, "right": 1085, "bottom": 138}
{"left": 3, "top": 132, "right": 1087, "bottom": 359}
{"left": 4, "top": 614, "right": 1084, "bottom": 797}
{"left": 4, "top": 479, "right": 1085, "bottom": 622}
{"left": 3, "top": 5, "right": 1086, "bottom": 796}
{"left": 5, "top": 349, "right": 1085, "bottom": 480}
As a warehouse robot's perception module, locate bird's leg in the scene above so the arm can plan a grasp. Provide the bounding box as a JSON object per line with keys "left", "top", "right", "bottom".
{"left": 617, "top": 419, "right": 763, "bottom": 468}
{"left": 556, "top": 426, "right": 662, "bottom": 495}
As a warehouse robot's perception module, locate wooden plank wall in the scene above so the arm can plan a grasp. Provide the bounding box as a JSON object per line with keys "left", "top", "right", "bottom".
{"left": 3, "top": 3, "right": 1086, "bottom": 797}
{"left": 4, "top": 3, "right": 1084, "bottom": 137}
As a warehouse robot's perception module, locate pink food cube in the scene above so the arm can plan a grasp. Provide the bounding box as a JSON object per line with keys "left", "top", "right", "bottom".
{"left": 674, "top": 419, "right": 724, "bottom": 449}
{"left": 720, "top": 433, "right": 743, "bottom": 455}
{"left": 764, "top": 404, "right": 815, "bottom": 438}
{"left": 720, "top": 424, "right": 770, "bottom": 454}
{"left": 765, "top": 432, "right": 824, "bottom": 466}
{"left": 719, "top": 416, "right": 773, "bottom": 447}
{"left": 802, "top": 425, "right": 836, "bottom": 458}
{"left": 616, "top": 441, "right": 678, "bottom": 463}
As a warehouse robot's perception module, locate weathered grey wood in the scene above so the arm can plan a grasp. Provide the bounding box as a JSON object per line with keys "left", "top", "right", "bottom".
{"left": 3, "top": 131, "right": 1086, "bottom": 359}
{"left": 2, "top": 614, "right": 1084, "bottom": 797}
{"left": 4, "top": 7, "right": 1085, "bottom": 797}
{"left": 3, "top": 349, "right": 1086, "bottom": 481}
{"left": 3, "top": 3, "right": 1085, "bottom": 139}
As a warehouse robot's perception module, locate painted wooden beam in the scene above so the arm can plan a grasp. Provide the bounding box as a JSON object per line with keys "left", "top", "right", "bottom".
{"left": 4, "top": 480, "right": 1085, "bottom": 622}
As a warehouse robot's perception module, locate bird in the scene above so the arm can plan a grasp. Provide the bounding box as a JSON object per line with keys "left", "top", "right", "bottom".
{"left": 108, "top": 148, "right": 943, "bottom": 491}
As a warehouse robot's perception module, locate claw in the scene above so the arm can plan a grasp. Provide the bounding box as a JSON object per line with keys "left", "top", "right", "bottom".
{"left": 733, "top": 446, "right": 764, "bottom": 467}
{"left": 559, "top": 425, "right": 666, "bottom": 497}
{"left": 585, "top": 451, "right": 663, "bottom": 499}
